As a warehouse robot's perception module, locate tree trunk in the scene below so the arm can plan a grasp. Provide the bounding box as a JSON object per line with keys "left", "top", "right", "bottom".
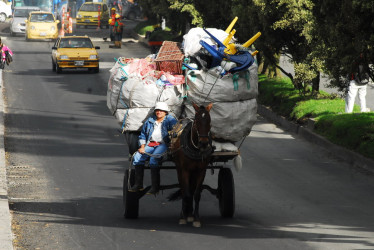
{"left": 261, "top": 59, "right": 269, "bottom": 75}
{"left": 312, "top": 71, "right": 320, "bottom": 93}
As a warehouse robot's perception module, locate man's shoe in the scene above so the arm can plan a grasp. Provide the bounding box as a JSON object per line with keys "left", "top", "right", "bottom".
{"left": 147, "top": 168, "right": 160, "bottom": 195}
{"left": 129, "top": 165, "right": 144, "bottom": 192}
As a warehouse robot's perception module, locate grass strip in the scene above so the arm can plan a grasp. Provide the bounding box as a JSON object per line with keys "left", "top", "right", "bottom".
{"left": 258, "top": 74, "right": 374, "bottom": 159}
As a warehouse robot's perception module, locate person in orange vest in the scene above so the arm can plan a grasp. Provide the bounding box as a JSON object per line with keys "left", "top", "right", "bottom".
{"left": 109, "top": 7, "right": 117, "bottom": 42}
{"left": 113, "top": 14, "right": 124, "bottom": 48}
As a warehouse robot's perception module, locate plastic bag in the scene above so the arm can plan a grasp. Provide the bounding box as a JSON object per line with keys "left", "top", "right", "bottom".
{"left": 183, "top": 27, "right": 235, "bottom": 57}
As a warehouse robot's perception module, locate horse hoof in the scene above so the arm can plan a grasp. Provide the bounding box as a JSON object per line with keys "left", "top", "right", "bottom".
{"left": 193, "top": 221, "right": 201, "bottom": 228}
{"left": 179, "top": 219, "right": 187, "bottom": 225}
{"left": 187, "top": 216, "right": 194, "bottom": 223}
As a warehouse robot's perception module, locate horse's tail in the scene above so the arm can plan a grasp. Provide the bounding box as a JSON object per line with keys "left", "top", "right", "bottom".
{"left": 167, "top": 189, "right": 182, "bottom": 201}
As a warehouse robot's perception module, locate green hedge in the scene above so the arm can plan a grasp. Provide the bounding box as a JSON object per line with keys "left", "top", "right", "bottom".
{"left": 134, "top": 20, "right": 181, "bottom": 42}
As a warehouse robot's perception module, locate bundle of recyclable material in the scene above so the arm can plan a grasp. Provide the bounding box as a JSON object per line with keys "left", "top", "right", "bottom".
{"left": 182, "top": 17, "right": 261, "bottom": 143}
{"left": 186, "top": 63, "right": 258, "bottom": 102}
{"left": 183, "top": 28, "right": 234, "bottom": 57}
{"left": 107, "top": 57, "right": 185, "bottom": 132}
{"left": 155, "top": 41, "right": 185, "bottom": 74}
{"left": 183, "top": 97, "right": 257, "bottom": 142}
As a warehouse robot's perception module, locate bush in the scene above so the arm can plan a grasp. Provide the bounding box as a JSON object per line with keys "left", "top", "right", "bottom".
{"left": 316, "top": 113, "right": 374, "bottom": 159}
{"left": 133, "top": 20, "right": 157, "bottom": 35}
{"left": 134, "top": 20, "right": 181, "bottom": 42}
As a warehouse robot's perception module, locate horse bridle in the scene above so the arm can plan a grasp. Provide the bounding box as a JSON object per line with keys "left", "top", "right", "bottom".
{"left": 190, "top": 119, "right": 212, "bottom": 150}
{"left": 169, "top": 121, "right": 213, "bottom": 161}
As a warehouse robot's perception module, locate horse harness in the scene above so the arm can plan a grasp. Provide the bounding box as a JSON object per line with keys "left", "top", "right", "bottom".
{"left": 169, "top": 119, "right": 214, "bottom": 161}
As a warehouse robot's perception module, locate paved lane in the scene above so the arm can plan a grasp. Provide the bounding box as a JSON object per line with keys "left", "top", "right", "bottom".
{"left": 2, "top": 34, "right": 374, "bottom": 250}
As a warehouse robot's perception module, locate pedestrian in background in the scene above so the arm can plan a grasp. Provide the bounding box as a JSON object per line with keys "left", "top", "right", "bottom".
{"left": 0, "top": 37, "right": 13, "bottom": 87}
{"left": 109, "top": 7, "right": 117, "bottom": 42}
{"left": 113, "top": 14, "right": 123, "bottom": 48}
{"left": 345, "top": 53, "right": 371, "bottom": 113}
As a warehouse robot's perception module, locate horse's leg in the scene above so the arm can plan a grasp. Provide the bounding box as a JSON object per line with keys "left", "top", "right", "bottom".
{"left": 186, "top": 172, "right": 197, "bottom": 223}
{"left": 178, "top": 169, "right": 191, "bottom": 225}
{"left": 192, "top": 168, "right": 207, "bottom": 228}
{"left": 179, "top": 196, "right": 188, "bottom": 225}
{"left": 186, "top": 184, "right": 194, "bottom": 223}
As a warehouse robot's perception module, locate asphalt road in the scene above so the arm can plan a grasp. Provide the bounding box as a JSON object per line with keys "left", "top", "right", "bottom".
{"left": 1, "top": 22, "right": 374, "bottom": 250}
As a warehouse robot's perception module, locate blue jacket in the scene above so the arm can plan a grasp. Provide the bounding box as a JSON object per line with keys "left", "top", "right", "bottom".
{"left": 138, "top": 114, "right": 178, "bottom": 146}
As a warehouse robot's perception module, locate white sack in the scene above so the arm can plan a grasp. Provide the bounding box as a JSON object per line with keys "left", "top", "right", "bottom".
{"left": 186, "top": 63, "right": 258, "bottom": 102}
{"left": 115, "top": 103, "right": 182, "bottom": 132}
{"left": 107, "top": 60, "right": 127, "bottom": 114}
{"left": 183, "top": 27, "right": 236, "bottom": 57}
{"left": 115, "top": 107, "right": 154, "bottom": 131}
{"left": 107, "top": 59, "right": 185, "bottom": 131}
{"left": 120, "top": 77, "right": 184, "bottom": 109}
{"left": 212, "top": 141, "right": 238, "bottom": 152}
{"left": 184, "top": 99, "right": 257, "bottom": 142}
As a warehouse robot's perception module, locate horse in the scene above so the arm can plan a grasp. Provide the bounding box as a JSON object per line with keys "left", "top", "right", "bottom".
{"left": 169, "top": 102, "right": 214, "bottom": 227}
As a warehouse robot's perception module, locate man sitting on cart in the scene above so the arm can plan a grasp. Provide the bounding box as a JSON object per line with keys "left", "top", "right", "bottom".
{"left": 129, "top": 102, "right": 178, "bottom": 195}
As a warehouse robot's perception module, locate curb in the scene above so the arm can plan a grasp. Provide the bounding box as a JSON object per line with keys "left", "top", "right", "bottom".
{"left": 0, "top": 40, "right": 13, "bottom": 249}
{"left": 257, "top": 104, "right": 374, "bottom": 173}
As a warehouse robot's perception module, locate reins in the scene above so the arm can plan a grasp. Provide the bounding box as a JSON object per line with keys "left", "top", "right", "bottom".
{"left": 171, "top": 120, "right": 213, "bottom": 161}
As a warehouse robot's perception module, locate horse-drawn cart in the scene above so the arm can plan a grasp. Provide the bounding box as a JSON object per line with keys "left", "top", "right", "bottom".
{"left": 122, "top": 130, "right": 239, "bottom": 219}
{"left": 107, "top": 21, "right": 260, "bottom": 225}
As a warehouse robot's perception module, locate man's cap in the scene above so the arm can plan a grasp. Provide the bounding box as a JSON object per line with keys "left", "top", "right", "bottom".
{"left": 154, "top": 102, "right": 170, "bottom": 112}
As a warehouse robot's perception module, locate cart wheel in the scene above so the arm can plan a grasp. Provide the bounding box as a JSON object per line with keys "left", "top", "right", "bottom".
{"left": 218, "top": 168, "right": 235, "bottom": 218}
{"left": 123, "top": 169, "right": 139, "bottom": 219}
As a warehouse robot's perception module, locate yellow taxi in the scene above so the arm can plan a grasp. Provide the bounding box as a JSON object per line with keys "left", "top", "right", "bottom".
{"left": 51, "top": 36, "right": 100, "bottom": 73}
{"left": 25, "top": 11, "right": 59, "bottom": 41}
{"left": 76, "top": 2, "right": 109, "bottom": 28}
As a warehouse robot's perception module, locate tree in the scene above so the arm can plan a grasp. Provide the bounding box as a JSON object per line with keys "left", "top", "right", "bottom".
{"left": 232, "top": 0, "right": 324, "bottom": 93}
{"left": 139, "top": 0, "right": 203, "bottom": 34}
{"left": 313, "top": 0, "right": 374, "bottom": 91}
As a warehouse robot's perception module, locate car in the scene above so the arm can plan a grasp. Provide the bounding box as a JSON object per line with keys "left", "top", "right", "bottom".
{"left": 25, "top": 11, "right": 59, "bottom": 41}
{"left": 76, "top": 2, "right": 109, "bottom": 29}
{"left": 10, "top": 7, "right": 41, "bottom": 36}
{"left": 0, "top": 1, "right": 12, "bottom": 22}
{"left": 51, "top": 36, "right": 100, "bottom": 73}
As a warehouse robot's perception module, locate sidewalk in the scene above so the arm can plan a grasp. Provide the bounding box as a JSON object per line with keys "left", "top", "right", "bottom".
{"left": 0, "top": 37, "right": 13, "bottom": 250}
{"left": 257, "top": 105, "right": 374, "bottom": 173}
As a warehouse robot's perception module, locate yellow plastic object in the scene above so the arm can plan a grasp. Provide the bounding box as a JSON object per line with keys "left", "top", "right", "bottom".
{"left": 225, "top": 16, "right": 238, "bottom": 34}
{"left": 243, "top": 32, "right": 261, "bottom": 48}
{"left": 223, "top": 29, "right": 237, "bottom": 55}
{"left": 251, "top": 50, "right": 259, "bottom": 56}
{"left": 224, "top": 44, "right": 237, "bottom": 55}
{"left": 223, "top": 29, "right": 236, "bottom": 46}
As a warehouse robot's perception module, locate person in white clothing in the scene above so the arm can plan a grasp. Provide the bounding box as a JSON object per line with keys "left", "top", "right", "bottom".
{"left": 345, "top": 53, "right": 371, "bottom": 113}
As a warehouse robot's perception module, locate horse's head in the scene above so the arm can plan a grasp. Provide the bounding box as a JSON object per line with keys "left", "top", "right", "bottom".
{"left": 192, "top": 102, "right": 213, "bottom": 151}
